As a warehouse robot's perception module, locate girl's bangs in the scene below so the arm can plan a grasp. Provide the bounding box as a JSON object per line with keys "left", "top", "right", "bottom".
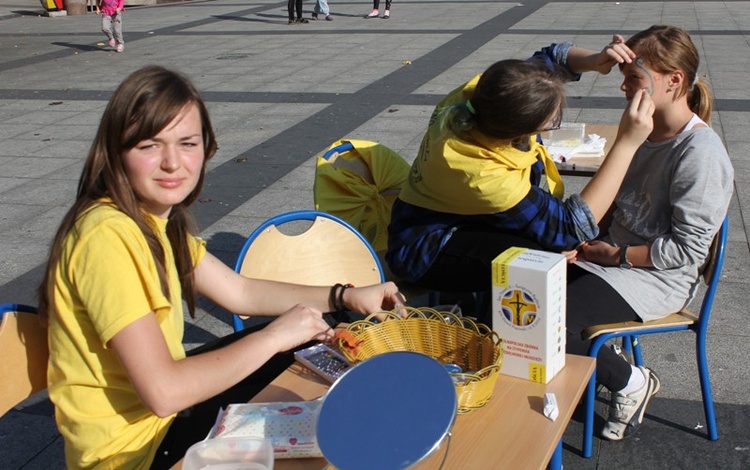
{"left": 121, "top": 98, "right": 191, "bottom": 150}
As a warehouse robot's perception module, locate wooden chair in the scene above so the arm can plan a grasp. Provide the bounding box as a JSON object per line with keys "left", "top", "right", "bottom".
{"left": 580, "top": 217, "right": 728, "bottom": 457}
{"left": 0, "top": 303, "right": 48, "bottom": 417}
{"left": 232, "top": 210, "right": 385, "bottom": 332}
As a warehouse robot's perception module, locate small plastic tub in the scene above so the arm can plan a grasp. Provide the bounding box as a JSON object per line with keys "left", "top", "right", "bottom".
{"left": 545, "top": 123, "right": 585, "bottom": 147}
{"left": 182, "top": 437, "right": 274, "bottom": 470}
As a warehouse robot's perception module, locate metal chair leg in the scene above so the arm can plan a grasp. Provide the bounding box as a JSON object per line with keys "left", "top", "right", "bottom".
{"left": 696, "top": 328, "right": 718, "bottom": 440}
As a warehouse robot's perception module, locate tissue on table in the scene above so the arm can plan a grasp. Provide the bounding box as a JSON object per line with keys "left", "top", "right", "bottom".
{"left": 208, "top": 399, "right": 323, "bottom": 459}
{"left": 546, "top": 134, "right": 606, "bottom": 164}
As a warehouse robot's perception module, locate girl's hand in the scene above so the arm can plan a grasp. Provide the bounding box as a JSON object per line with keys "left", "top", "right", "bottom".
{"left": 562, "top": 247, "right": 580, "bottom": 264}
{"left": 579, "top": 240, "right": 620, "bottom": 266}
{"left": 343, "top": 282, "right": 407, "bottom": 320}
{"left": 262, "top": 304, "right": 332, "bottom": 351}
{"left": 616, "top": 88, "right": 655, "bottom": 146}
{"left": 594, "top": 34, "right": 635, "bottom": 74}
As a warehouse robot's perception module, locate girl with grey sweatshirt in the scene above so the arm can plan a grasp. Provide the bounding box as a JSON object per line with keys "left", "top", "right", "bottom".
{"left": 566, "top": 25, "right": 733, "bottom": 441}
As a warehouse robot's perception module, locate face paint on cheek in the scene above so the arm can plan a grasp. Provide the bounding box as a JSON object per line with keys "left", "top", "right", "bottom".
{"left": 635, "top": 56, "right": 655, "bottom": 96}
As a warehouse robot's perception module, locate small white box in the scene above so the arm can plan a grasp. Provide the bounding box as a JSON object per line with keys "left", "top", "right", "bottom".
{"left": 491, "top": 248, "right": 566, "bottom": 384}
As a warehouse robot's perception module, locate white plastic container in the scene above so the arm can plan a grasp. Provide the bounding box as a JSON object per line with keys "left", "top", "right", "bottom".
{"left": 544, "top": 122, "right": 585, "bottom": 147}
{"left": 182, "top": 437, "right": 274, "bottom": 470}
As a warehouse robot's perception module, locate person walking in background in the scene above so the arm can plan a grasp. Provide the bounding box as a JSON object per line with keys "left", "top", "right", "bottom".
{"left": 96, "top": 0, "right": 124, "bottom": 52}
{"left": 288, "top": 0, "right": 308, "bottom": 24}
{"left": 311, "top": 0, "right": 333, "bottom": 21}
{"left": 364, "top": 0, "right": 390, "bottom": 19}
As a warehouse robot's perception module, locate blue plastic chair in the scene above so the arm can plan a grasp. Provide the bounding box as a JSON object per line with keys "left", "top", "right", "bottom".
{"left": 0, "top": 303, "right": 46, "bottom": 417}
{"left": 232, "top": 210, "right": 385, "bottom": 332}
{"left": 0, "top": 303, "right": 38, "bottom": 316}
{"left": 580, "top": 217, "right": 728, "bottom": 457}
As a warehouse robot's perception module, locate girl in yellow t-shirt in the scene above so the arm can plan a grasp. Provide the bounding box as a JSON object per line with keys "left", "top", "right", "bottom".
{"left": 39, "top": 65, "right": 404, "bottom": 469}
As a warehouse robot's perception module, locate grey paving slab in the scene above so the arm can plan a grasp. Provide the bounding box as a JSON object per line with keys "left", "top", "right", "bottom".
{"left": 564, "top": 397, "right": 750, "bottom": 468}
{"left": 2, "top": 0, "right": 750, "bottom": 467}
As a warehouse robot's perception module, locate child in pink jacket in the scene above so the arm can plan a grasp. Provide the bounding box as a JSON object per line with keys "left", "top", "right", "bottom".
{"left": 96, "top": 0, "right": 125, "bottom": 52}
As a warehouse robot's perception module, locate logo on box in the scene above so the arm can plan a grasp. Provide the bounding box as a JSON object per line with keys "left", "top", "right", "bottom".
{"left": 498, "top": 287, "right": 539, "bottom": 328}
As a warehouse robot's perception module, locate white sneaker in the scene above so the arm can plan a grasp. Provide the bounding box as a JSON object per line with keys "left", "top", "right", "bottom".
{"left": 601, "top": 366, "right": 660, "bottom": 441}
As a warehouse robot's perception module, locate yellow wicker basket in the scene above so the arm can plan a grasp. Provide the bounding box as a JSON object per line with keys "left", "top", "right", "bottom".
{"left": 335, "top": 307, "right": 503, "bottom": 413}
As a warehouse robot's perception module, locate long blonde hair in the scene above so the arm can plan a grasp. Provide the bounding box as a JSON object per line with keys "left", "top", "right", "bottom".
{"left": 38, "top": 66, "right": 218, "bottom": 319}
{"left": 626, "top": 25, "right": 713, "bottom": 123}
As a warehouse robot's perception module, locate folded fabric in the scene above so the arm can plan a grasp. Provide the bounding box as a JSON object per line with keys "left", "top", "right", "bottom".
{"left": 314, "top": 139, "right": 409, "bottom": 252}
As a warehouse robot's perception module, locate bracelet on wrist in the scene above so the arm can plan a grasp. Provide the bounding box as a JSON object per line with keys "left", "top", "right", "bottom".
{"left": 329, "top": 283, "right": 354, "bottom": 312}
{"left": 337, "top": 283, "right": 354, "bottom": 312}
{"left": 329, "top": 283, "right": 343, "bottom": 312}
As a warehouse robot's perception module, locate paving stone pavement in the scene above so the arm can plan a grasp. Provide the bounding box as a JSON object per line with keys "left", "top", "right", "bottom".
{"left": 1, "top": 0, "right": 749, "bottom": 467}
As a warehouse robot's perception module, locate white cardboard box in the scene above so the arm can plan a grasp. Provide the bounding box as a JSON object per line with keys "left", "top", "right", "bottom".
{"left": 491, "top": 247, "right": 566, "bottom": 384}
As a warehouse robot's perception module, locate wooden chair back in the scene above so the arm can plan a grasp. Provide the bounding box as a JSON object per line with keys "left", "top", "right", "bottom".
{"left": 232, "top": 211, "right": 385, "bottom": 332}
{"left": 237, "top": 212, "right": 383, "bottom": 288}
{"left": 0, "top": 305, "right": 48, "bottom": 417}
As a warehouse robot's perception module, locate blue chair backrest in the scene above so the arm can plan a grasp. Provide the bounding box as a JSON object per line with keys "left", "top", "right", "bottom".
{"left": 696, "top": 217, "right": 728, "bottom": 331}
{"left": 322, "top": 142, "right": 355, "bottom": 161}
{"left": 0, "top": 303, "right": 39, "bottom": 318}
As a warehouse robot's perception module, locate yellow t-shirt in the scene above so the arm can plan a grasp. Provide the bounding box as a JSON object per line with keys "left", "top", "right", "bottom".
{"left": 47, "top": 200, "right": 206, "bottom": 469}
{"left": 400, "top": 75, "right": 564, "bottom": 214}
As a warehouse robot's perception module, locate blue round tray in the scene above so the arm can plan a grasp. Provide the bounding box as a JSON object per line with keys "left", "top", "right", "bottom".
{"left": 316, "top": 351, "right": 457, "bottom": 469}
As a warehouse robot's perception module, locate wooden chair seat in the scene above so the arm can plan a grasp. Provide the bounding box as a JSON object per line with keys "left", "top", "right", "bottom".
{"left": 583, "top": 309, "right": 698, "bottom": 339}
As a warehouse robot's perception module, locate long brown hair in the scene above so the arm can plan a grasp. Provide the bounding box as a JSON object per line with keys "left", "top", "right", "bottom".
{"left": 626, "top": 25, "right": 713, "bottom": 123}
{"left": 38, "top": 66, "right": 218, "bottom": 319}
{"left": 442, "top": 59, "right": 565, "bottom": 141}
